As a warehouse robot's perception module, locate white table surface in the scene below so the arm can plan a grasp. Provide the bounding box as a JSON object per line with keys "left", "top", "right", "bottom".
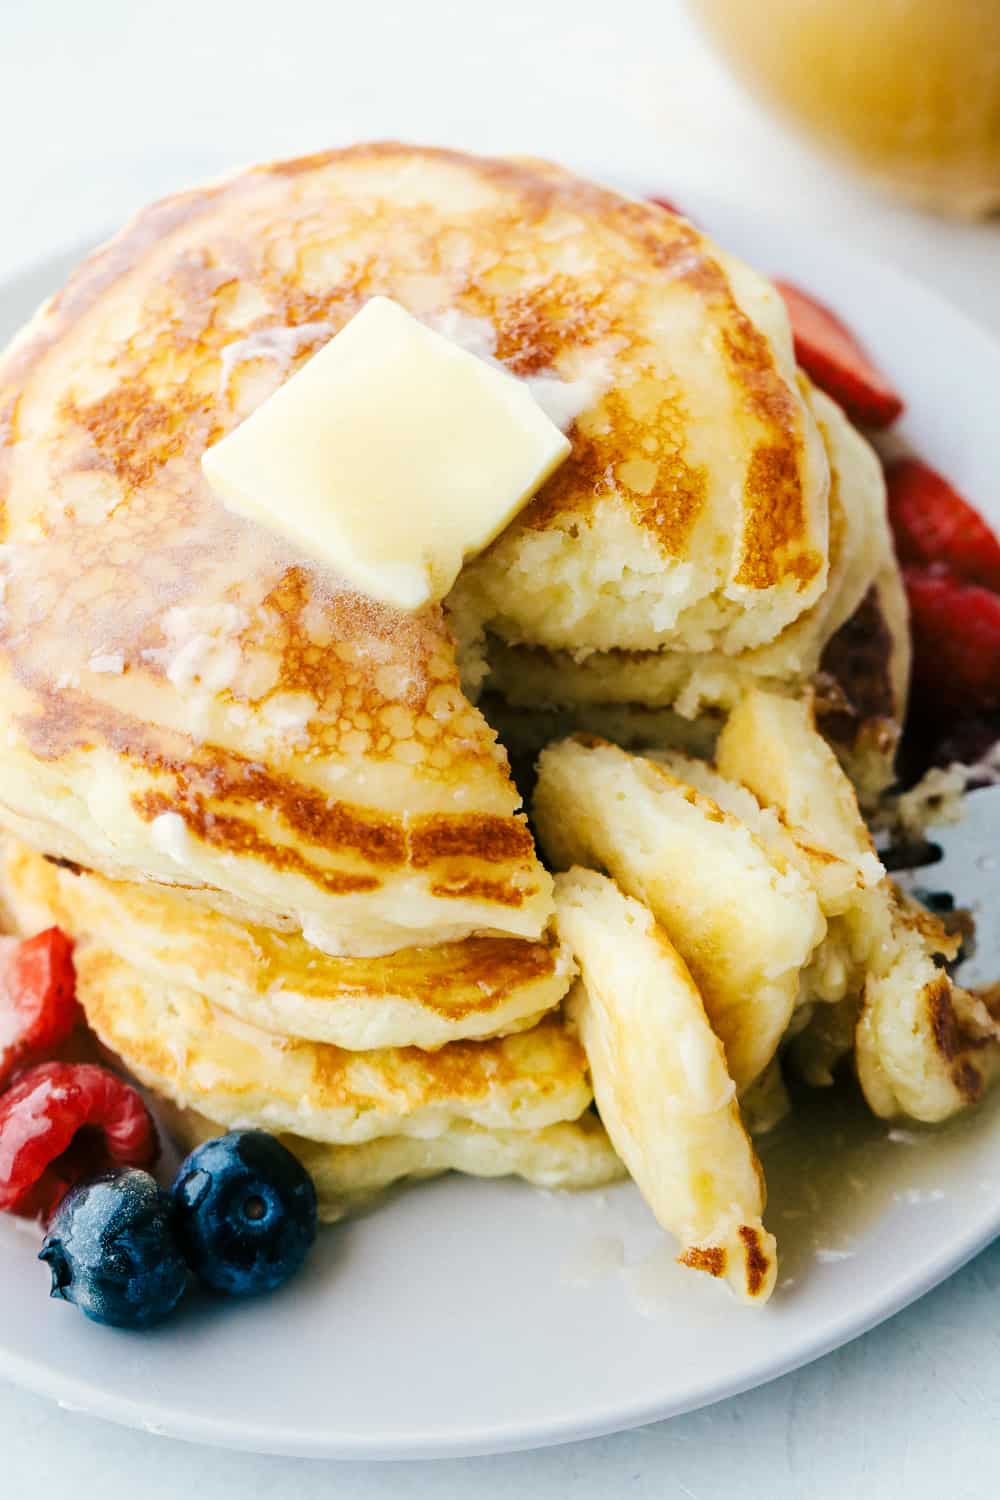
{"left": 2, "top": 2, "right": 999, "bottom": 1494}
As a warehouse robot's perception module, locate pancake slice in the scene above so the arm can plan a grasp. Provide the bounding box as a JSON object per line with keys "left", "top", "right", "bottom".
{"left": 1, "top": 840, "right": 572, "bottom": 1050}
{"left": 163, "top": 1103, "right": 625, "bottom": 1223}
{"left": 534, "top": 737, "right": 825, "bottom": 1090}
{"left": 554, "top": 869, "right": 776, "bottom": 1304}
{"left": 856, "top": 905, "right": 1000, "bottom": 1123}
{"left": 714, "top": 688, "right": 1000, "bottom": 1122}
{"left": 75, "top": 945, "right": 593, "bottom": 1146}
{"left": 716, "top": 690, "right": 894, "bottom": 1022}
{"left": 717, "top": 689, "right": 883, "bottom": 876}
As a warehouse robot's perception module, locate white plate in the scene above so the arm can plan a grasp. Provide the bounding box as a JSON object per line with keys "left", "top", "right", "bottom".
{"left": 1, "top": 184, "right": 999, "bottom": 1460}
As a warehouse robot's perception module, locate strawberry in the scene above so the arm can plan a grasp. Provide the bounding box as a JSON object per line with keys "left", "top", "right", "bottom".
{"left": 0, "top": 1061, "right": 158, "bottom": 1219}
{"left": 775, "top": 280, "right": 904, "bottom": 429}
{"left": 0, "top": 928, "right": 79, "bottom": 1088}
{"left": 904, "top": 566, "right": 1000, "bottom": 715}
{"left": 887, "top": 459, "right": 1000, "bottom": 593}
{"left": 647, "top": 194, "right": 686, "bottom": 218}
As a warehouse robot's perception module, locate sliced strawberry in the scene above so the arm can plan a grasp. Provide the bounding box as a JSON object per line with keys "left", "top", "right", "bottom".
{"left": 0, "top": 1061, "right": 157, "bottom": 1219}
{"left": 887, "top": 459, "right": 1000, "bottom": 593}
{"left": 0, "top": 928, "right": 79, "bottom": 1088}
{"left": 775, "top": 280, "right": 904, "bottom": 429}
{"left": 647, "top": 194, "right": 686, "bottom": 218}
{"left": 904, "top": 566, "right": 1000, "bottom": 716}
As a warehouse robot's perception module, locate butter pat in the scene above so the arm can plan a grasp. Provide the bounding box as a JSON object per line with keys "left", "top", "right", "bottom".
{"left": 201, "top": 297, "right": 571, "bottom": 610}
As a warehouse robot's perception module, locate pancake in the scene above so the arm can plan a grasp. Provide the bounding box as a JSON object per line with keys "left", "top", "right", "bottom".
{"left": 1, "top": 839, "right": 572, "bottom": 1049}
{"left": 790, "top": 885, "right": 994, "bottom": 1115}
{"left": 711, "top": 690, "right": 1000, "bottom": 1123}
{"left": 856, "top": 905, "right": 1000, "bottom": 1124}
{"left": 162, "top": 1102, "right": 625, "bottom": 1222}
{"left": 553, "top": 868, "right": 776, "bottom": 1303}
{"left": 534, "top": 735, "right": 825, "bottom": 1090}
{"left": 75, "top": 944, "right": 593, "bottom": 1145}
{"left": 448, "top": 183, "right": 830, "bottom": 658}
{"left": 481, "top": 387, "right": 891, "bottom": 719}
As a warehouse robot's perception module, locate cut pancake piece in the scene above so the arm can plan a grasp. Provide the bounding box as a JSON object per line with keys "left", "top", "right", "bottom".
{"left": 787, "top": 884, "right": 978, "bottom": 1117}
{"left": 648, "top": 742, "right": 885, "bottom": 1018}
{"left": 717, "top": 690, "right": 883, "bottom": 883}
{"left": 715, "top": 686, "right": 892, "bottom": 1048}
{"left": 856, "top": 898, "right": 1000, "bottom": 1123}
{"left": 1, "top": 840, "right": 571, "bottom": 1050}
{"left": 162, "top": 1103, "right": 625, "bottom": 1223}
{"left": 715, "top": 689, "right": 893, "bottom": 1014}
{"left": 645, "top": 747, "right": 867, "bottom": 918}
{"left": 75, "top": 945, "right": 593, "bottom": 1146}
{"left": 715, "top": 688, "right": 1000, "bottom": 1123}
{"left": 534, "top": 737, "right": 825, "bottom": 1089}
{"left": 554, "top": 869, "right": 776, "bottom": 1304}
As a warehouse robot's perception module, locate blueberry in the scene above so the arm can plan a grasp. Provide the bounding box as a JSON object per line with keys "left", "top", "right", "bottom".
{"left": 39, "top": 1168, "right": 187, "bottom": 1329}
{"left": 171, "top": 1131, "right": 317, "bottom": 1296}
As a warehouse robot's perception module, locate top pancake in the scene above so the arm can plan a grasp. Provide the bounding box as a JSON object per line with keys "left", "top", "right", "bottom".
{"left": 0, "top": 146, "right": 580, "bottom": 955}
{"left": 0, "top": 144, "right": 830, "bottom": 952}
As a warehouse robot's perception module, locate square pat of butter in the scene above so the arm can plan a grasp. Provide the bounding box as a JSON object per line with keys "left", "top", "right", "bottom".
{"left": 201, "top": 296, "right": 571, "bottom": 610}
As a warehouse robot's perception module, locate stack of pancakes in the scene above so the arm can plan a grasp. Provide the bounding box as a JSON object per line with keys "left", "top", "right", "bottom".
{"left": 0, "top": 145, "right": 907, "bottom": 1229}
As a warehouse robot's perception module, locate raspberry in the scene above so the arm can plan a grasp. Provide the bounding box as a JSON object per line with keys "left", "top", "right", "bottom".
{"left": 904, "top": 566, "right": 1000, "bottom": 716}
{"left": 775, "top": 280, "right": 904, "bottom": 429}
{"left": 0, "top": 1062, "right": 158, "bottom": 1220}
{"left": 887, "top": 459, "right": 1000, "bottom": 593}
{"left": 0, "top": 928, "right": 79, "bottom": 1088}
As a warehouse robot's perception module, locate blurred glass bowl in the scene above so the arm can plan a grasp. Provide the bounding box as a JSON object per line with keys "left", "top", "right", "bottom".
{"left": 691, "top": 0, "right": 1000, "bottom": 218}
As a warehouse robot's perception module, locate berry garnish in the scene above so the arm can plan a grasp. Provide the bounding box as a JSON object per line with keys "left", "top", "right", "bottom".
{"left": 775, "top": 280, "right": 904, "bottom": 429}
{"left": 647, "top": 194, "right": 686, "bottom": 218}
{"left": 887, "top": 459, "right": 1000, "bottom": 593}
{"left": 40, "top": 1167, "right": 187, "bottom": 1329}
{"left": 0, "top": 928, "right": 79, "bottom": 1088}
{"left": 172, "top": 1131, "right": 317, "bottom": 1296}
{"left": 904, "top": 566, "right": 1000, "bottom": 716}
{"left": 0, "top": 1062, "right": 157, "bottom": 1220}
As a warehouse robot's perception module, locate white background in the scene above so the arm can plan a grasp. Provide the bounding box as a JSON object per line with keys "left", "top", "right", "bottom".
{"left": 2, "top": 2, "right": 999, "bottom": 1495}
